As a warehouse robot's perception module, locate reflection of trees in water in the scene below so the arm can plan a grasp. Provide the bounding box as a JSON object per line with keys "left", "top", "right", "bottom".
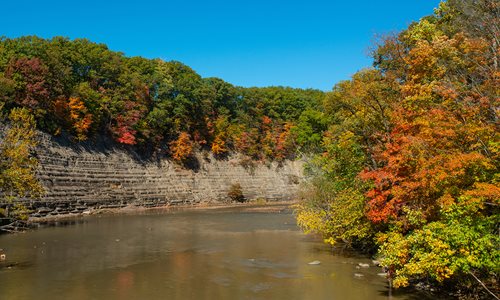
{"left": 115, "top": 271, "right": 135, "bottom": 297}
{"left": 172, "top": 251, "right": 193, "bottom": 280}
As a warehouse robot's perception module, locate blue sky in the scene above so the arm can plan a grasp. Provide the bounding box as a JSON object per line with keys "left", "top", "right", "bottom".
{"left": 2, "top": 0, "right": 440, "bottom": 90}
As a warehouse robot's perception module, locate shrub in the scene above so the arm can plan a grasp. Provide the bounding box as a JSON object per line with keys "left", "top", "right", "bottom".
{"left": 228, "top": 183, "right": 245, "bottom": 203}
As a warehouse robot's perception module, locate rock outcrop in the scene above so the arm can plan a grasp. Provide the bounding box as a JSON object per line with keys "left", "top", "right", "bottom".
{"left": 20, "top": 133, "right": 303, "bottom": 217}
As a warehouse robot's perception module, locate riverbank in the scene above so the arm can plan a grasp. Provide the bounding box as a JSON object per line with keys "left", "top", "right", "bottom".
{"left": 26, "top": 199, "right": 298, "bottom": 226}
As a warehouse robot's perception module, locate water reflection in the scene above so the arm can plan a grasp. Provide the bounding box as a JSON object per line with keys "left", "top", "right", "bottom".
{"left": 0, "top": 208, "right": 430, "bottom": 300}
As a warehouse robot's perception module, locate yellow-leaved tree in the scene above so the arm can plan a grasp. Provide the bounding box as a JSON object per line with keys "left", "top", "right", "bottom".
{"left": 0, "top": 106, "right": 44, "bottom": 222}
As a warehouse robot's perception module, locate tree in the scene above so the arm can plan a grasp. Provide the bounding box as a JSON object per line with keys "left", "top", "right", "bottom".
{"left": 110, "top": 100, "right": 146, "bottom": 145}
{"left": 0, "top": 107, "right": 44, "bottom": 220}
{"left": 5, "top": 57, "right": 50, "bottom": 116}
{"left": 169, "top": 132, "right": 193, "bottom": 162}
{"left": 228, "top": 183, "right": 245, "bottom": 203}
{"left": 296, "top": 2, "right": 499, "bottom": 295}
{"left": 296, "top": 131, "right": 373, "bottom": 246}
{"left": 292, "top": 109, "right": 329, "bottom": 153}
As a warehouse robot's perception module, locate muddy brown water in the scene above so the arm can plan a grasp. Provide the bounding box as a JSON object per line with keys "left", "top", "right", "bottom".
{"left": 0, "top": 207, "right": 431, "bottom": 299}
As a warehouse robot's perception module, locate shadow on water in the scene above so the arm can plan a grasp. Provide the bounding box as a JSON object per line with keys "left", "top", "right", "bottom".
{"left": 32, "top": 218, "right": 88, "bottom": 229}
{"left": 376, "top": 286, "right": 449, "bottom": 300}
{"left": 0, "top": 261, "right": 34, "bottom": 271}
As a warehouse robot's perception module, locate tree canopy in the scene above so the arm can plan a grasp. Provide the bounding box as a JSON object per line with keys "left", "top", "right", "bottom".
{"left": 0, "top": 36, "right": 324, "bottom": 161}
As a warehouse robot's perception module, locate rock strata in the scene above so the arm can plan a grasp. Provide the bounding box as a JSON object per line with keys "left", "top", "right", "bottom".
{"left": 11, "top": 133, "right": 304, "bottom": 218}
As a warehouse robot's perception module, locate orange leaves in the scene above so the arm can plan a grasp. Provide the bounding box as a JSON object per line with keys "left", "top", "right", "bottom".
{"left": 261, "top": 118, "right": 296, "bottom": 161}
{"left": 261, "top": 115, "right": 272, "bottom": 126}
{"left": 361, "top": 29, "right": 499, "bottom": 227}
{"left": 116, "top": 131, "right": 136, "bottom": 145}
{"left": 274, "top": 122, "right": 295, "bottom": 161}
{"left": 51, "top": 97, "right": 93, "bottom": 141}
{"left": 211, "top": 136, "right": 227, "bottom": 155}
{"left": 464, "top": 183, "right": 500, "bottom": 205}
{"left": 68, "top": 97, "right": 92, "bottom": 141}
{"left": 362, "top": 118, "right": 493, "bottom": 225}
{"left": 234, "top": 129, "right": 259, "bottom": 157}
{"left": 365, "top": 189, "right": 397, "bottom": 223}
{"left": 209, "top": 115, "right": 230, "bottom": 156}
{"left": 170, "top": 132, "right": 193, "bottom": 162}
{"left": 231, "top": 117, "right": 296, "bottom": 160}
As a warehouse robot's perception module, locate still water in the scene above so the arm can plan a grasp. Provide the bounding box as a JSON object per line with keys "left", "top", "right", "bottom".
{"left": 0, "top": 206, "right": 427, "bottom": 300}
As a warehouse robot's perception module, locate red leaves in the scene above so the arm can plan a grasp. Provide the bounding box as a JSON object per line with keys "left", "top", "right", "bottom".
{"left": 5, "top": 57, "right": 50, "bottom": 111}
{"left": 110, "top": 100, "right": 145, "bottom": 145}
{"left": 116, "top": 130, "right": 136, "bottom": 145}
{"left": 366, "top": 189, "right": 397, "bottom": 223}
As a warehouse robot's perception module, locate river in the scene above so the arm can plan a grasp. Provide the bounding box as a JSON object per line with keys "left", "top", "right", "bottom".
{"left": 0, "top": 206, "right": 430, "bottom": 299}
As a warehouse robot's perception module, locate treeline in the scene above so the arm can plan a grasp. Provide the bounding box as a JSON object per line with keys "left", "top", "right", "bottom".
{"left": 296, "top": 0, "right": 499, "bottom": 297}
{"left": 0, "top": 36, "right": 324, "bottom": 161}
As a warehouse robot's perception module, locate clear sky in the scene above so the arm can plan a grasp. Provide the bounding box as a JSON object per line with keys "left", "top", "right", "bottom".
{"left": 1, "top": 0, "right": 440, "bottom": 91}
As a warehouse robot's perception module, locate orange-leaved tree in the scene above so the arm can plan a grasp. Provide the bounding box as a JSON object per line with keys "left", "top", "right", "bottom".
{"left": 169, "top": 132, "right": 193, "bottom": 162}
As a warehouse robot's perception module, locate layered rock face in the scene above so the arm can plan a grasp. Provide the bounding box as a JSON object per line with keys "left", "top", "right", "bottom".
{"left": 25, "top": 133, "right": 303, "bottom": 217}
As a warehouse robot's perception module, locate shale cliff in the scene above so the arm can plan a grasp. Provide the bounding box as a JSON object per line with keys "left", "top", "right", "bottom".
{"left": 23, "top": 133, "right": 303, "bottom": 217}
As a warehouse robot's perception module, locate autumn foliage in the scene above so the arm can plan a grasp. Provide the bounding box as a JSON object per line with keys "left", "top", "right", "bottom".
{"left": 0, "top": 107, "right": 44, "bottom": 220}
{"left": 296, "top": 0, "right": 499, "bottom": 295}
{"left": 0, "top": 36, "right": 324, "bottom": 160}
{"left": 0, "top": 1, "right": 497, "bottom": 294}
{"left": 169, "top": 132, "right": 193, "bottom": 162}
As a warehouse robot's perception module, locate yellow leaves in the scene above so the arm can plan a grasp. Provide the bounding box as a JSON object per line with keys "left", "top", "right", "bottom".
{"left": 0, "top": 108, "right": 44, "bottom": 199}
{"left": 169, "top": 132, "right": 193, "bottom": 162}
{"left": 323, "top": 237, "right": 336, "bottom": 246}
{"left": 211, "top": 136, "right": 227, "bottom": 155}
{"left": 404, "top": 19, "right": 443, "bottom": 44}
{"left": 295, "top": 204, "right": 328, "bottom": 235}
{"left": 393, "top": 276, "right": 410, "bottom": 288}
{"left": 436, "top": 266, "right": 454, "bottom": 281}
{"left": 295, "top": 181, "right": 371, "bottom": 246}
{"left": 407, "top": 40, "right": 441, "bottom": 80}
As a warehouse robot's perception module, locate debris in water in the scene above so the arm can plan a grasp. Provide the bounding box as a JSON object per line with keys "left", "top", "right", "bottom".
{"left": 308, "top": 260, "right": 321, "bottom": 265}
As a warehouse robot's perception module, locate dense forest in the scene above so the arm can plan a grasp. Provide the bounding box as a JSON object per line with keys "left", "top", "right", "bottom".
{"left": 295, "top": 0, "right": 499, "bottom": 297}
{"left": 0, "top": 0, "right": 498, "bottom": 297}
{"left": 0, "top": 34, "right": 325, "bottom": 161}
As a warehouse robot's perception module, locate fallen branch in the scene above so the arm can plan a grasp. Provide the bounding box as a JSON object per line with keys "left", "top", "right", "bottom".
{"left": 468, "top": 271, "right": 499, "bottom": 300}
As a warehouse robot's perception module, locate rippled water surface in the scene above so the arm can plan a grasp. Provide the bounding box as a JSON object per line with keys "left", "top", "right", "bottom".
{"left": 0, "top": 206, "right": 428, "bottom": 300}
